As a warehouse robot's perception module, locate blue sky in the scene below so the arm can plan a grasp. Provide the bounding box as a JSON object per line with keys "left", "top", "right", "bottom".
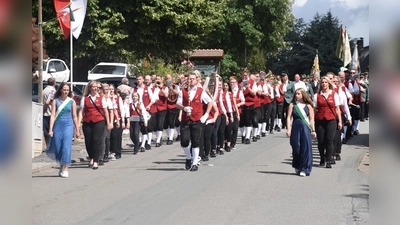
{"left": 292, "top": 0, "right": 369, "bottom": 46}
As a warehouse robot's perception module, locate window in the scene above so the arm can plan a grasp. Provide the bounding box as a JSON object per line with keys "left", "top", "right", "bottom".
{"left": 91, "top": 65, "right": 126, "bottom": 75}
{"left": 54, "top": 61, "right": 66, "bottom": 72}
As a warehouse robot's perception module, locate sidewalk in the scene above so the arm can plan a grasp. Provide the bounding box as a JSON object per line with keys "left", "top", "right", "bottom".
{"left": 32, "top": 132, "right": 173, "bottom": 173}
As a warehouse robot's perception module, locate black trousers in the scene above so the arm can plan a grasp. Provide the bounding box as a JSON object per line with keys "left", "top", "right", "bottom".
{"left": 155, "top": 110, "right": 167, "bottom": 131}
{"left": 164, "top": 108, "right": 179, "bottom": 129}
{"left": 83, "top": 120, "right": 106, "bottom": 162}
{"left": 276, "top": 101, "right": 283, "bottom": 119}
{"left": 180, "top": 120, "right": 203, "bottom": 148}
{"left": 110, "top": 121, "right": 123, "bottom": 157}
{"left": 218, "top": 114, "right": 227, "bottom": 148}
{"left": 316, "top": 119, "right": 337, "bottom": 162}
{"left": 242, "top": 105, "right": 254, "bottom": 127}
{"left": 365, "top": 102, "right": 369, "bottom": 118}
{"left": 333, "top": 128, "right": 342, "bottom": 155}
{"left": 239, "top": 110, "right": 245, "bottom": 128}
{"left": 263, "top": 102, "right": 272, "bottom": 124}
{"left": 199, "top": 123, "right": 214, "bottom": 157}
{"left": 282, "top": 101, "right": 290, "bottom": 128}
{"left": 225, "top": 113, "right": 234, "bottom": 144}
{"left": 130, "top": 121, "right": 141, "bottom": 150}
{"left": 259, "top": 103, "right": 265, "bottom": 123}
{"left": 147, "top": 112, "right": 156, "bottom": 132}
{"left": 269, "top": 101, "right": 277, "bottom": 131}
{"left": 360, "top": 102, "right": 366, "bottom": 120}
{"left": 252, "top": 107, "right": 260, "bottom": 128}
{"left": 211, "top": 116, "right": 221, "bottom": 149}
{"left": 231, "top": 112, "right": 239, "bottom": 147}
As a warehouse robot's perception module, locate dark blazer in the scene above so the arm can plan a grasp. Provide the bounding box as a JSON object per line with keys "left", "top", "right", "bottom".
{"left": 284, "top": 81, "right": 294, "bottom": 103}
{"left": 310, "top": 80, "right": 319, "bottom": 95}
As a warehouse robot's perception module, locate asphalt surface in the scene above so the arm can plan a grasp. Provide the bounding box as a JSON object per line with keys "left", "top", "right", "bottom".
{"left": 32, "top": 121, "right": 369, "bottom": 225}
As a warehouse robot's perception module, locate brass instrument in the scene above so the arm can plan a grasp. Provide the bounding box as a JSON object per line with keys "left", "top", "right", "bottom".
{"left": 166, "top": 80, "right": 178, "bottom": 103}
{"left": 155, "top": 80, "right": 163, "bottom": 89}
{"left": 205, "top": 72, "right": 220, "bottom": 100}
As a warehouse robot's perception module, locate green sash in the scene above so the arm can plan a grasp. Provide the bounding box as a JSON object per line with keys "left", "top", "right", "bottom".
{"left": 55, "top": 98, "right": 73, "bottom": 122}
{"left": 293, "top": 102, "right": 311, "bottom": 131}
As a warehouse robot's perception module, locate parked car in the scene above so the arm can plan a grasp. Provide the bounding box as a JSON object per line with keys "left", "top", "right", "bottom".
{"left": 87, "top": 62, "right": 139, "bottom": 81}
{"left": 69, "top": 82, "right": 88, "bottom": 93}
{"left": 95, "top": 77, "right": 137, "bottom": 89}
{"left": 32, "top": 82, "right": 83, "bottom": 108}
{"left": 33, "top": 58, "right": 70, "bottom": 82}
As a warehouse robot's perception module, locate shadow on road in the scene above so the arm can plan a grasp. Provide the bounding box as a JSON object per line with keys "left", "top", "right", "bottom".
{"left": 257, "top": 171, "right": 296, "bottom": 176}
{"left": 146, "top": 168, "right": 185, "bottom": 171}
{"left": 32, "top": 175, "right": 60, "bottom": 178}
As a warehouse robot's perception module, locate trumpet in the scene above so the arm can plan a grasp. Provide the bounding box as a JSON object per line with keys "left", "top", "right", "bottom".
{"left": 155, "top": 80, "right": 163, "bottom": 89}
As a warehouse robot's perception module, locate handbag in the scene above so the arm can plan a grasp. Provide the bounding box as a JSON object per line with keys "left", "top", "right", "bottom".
{"left": 88, "top": 96, "right": 106, "bottom": 120}
{"left": 132, "top": 103, "right": 145, "bottom": 123}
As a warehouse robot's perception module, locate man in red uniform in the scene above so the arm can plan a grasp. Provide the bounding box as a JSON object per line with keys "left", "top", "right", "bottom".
{"left": 153, "top": 75, "right": 169, "bottom": 147}
{"left": 164, "top": 74, "right": 180, "bottom": 145}
{"left": 177, "top": 72, "right": 213, "bottom": 171}
{"left": 240, "top": 68, "right": 258, "bottom": 144}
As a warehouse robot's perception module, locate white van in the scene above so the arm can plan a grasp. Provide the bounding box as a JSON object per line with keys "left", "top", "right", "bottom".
{"left": 87, "top": 62, "right": 138, "bottom": 81}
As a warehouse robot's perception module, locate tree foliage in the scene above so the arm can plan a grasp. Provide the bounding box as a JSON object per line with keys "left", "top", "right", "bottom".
{"left": 267, "top": 11, "right": 343, "bottom": 78}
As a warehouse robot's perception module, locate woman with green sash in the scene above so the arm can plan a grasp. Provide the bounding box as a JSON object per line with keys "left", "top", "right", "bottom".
{"left": 47, "top": 82, "right": 80, "bottom": 178}
{"left": 286, "top": 88, "right": 316, "bottom": 177}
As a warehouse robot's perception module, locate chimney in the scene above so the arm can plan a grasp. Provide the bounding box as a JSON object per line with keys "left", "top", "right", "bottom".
{"left": 357, "top": 37, "right": 364, "bottom": 51}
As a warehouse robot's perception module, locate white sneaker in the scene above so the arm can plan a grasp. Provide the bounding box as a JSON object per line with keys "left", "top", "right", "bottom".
{"left": 60, "top": 171, "right": 69, "bottom": 178}
{"left": 59, "top": 166, "right": 64, "bottom": 176}
{"left": 109, "top": 154, "right": 116, "bottom": 161}
{"left": 299, "top": 172, "right": 306, "bottom": 177}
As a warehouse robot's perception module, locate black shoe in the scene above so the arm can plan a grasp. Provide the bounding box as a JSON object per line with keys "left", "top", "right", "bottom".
{"left": 261, "top": 132, "right": 266, "bottom": 137}
{"left": 175, "top": 135, "right": 181, "bottom": 141}
{"left": 190, "top": 165, "right": 198, "bottom": 171}
{"left": 210, "top": 150, "right": 216, "bottom": 157}
{"left": 269, "top": 130, "right": 274, "bottom": 134}
{"left": 140, "top": 147, "right": 146, "bottom": 152}
{"left": 241, "top": 136, "right": 245, "bottom": 143}
{"left": 203, "top": 156, "right": 209, "bottom": 161}
{"left": 167, "top": 140, "right": 173, "bottom": 145}
{"left": 274, "top": 125, "right": 278, "bottom": 131}
{"left": 256, "top": 135, "right": 261, "bottom": 140}
{"left": 115, "top": 155, "right": 121, "bottom": 159}
{"left": 245, "top": 138, "right": 251, "bottom": 144}
{"left": 225, "top": 146, "right": 231, "bottom": 152}
{"left": 365, "top": 117, "right": 369, "bottom": 120}
{"left": 88, "top": 163, "right": 93, "bottom": 168}
{"left": 155, "top": 143, "right": 161, "bottom": 147}
{"left": 342, "top": 139, "right": 347, "bottom": 144}
{"left": 219, "top": 150, "right": 224, "bottom": 155}
{"left": 335, "top": 155, "right": 341, "bottom": 161}
{"left": 252, "top": 136, "right": 257, "bottom": 142}
{"left": 103, "top": 157, "right": 109, "bottom": 163}
{"left": 98, "top": 160, "right": 104, "bottom": 166}
{"left": 277, "top": 127, "right": 281, "bottom": 132}
{"left": 319, "top": 159, "right": 325, "bottom": 167}
{"left": 330, "top": 159, "right": 336, "bottom": 165}
{"left": 326, "top": 163, "right": 332, "bottom": 168}
{"left": 185, "top": 159, "right": 191, "bottom": 170}
{"left": 360, "top": 119, "right": 365, "bottom": 122}
{"left": 354, "top": 130, "right": 359, "bottom": 135}
{"left": 145, "top": 143, "right": 151, "bottom": 150}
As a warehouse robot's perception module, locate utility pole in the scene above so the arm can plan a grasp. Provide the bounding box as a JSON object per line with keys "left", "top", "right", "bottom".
{"left": 38, "top": 0, "right": 44, "bottom": 104}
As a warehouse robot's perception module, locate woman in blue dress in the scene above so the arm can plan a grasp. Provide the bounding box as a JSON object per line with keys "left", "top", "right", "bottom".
{"left": 47, "top": 83, "right": 80, "bottom": 178}
{"left": 286, "top": 88, "right": 316, "bottom": 177}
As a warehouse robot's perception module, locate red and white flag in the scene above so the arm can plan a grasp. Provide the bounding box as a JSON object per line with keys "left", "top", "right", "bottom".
{"left": 54, "top": 0, "right": 87, "bottom": 39}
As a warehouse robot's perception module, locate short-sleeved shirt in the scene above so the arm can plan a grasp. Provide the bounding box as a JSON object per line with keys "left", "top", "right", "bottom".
{"left": 43, "top": 85, "right": 56, "bottom": 117}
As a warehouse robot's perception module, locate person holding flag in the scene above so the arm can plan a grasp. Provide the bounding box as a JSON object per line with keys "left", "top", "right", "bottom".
{"left": 286, "top": 88, "right": 316, "bottom": 177}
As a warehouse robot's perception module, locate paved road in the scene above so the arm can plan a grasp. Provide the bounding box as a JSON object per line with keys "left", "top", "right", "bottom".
{"left": 32, "top": 122, "right": 369, "bottom": 225}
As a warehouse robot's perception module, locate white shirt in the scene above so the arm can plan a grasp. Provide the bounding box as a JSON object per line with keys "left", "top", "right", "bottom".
{"left": 267, "top": 82, "right": 274, "bottom": 99}
{"left": 337, "top": 89, "right": 351, "bottom": 120}
{"left": 274, "top": 86, "right": 280, "bottom": 99}
{"left": 224, "top": 92, "right": 233, "bottom": 113}
{"left": 232, "top": 86, "right": 245, "bottom": 102}
{"left": 112, "top": 95, "right": 127, "bottom": 119}
{"left": 130, "top": 84, "right": 156, "bottom": 105}
{"left": 313, "top": 90, "right": 340, "bottom": 108}
{"left": 80, "top": 93, "right": 111, "bottom": 109}
{"left": 293, "top": 81, "right": 307, "bottom": 91}
{"left": 130, "top": 101, "right": 149, "bottom": 123}
{"left": 176, "top": 86, "right": 212, "bottom": 105}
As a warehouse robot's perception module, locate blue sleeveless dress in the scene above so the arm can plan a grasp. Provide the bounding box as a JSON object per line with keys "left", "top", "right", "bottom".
{"left": 290, "top": 104, "right": 313, "bottom": 175}
{"left": 46, "top": 98, "right": 74, "bottom": 166}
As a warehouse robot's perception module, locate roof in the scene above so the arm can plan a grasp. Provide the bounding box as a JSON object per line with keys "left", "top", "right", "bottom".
{"left": 183, "top": 49, "right": 224, "bottom": 59}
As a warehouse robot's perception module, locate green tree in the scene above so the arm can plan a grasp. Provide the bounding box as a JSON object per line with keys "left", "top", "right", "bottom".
{"left": 206, "top": 0, "right": 295, "bottom": 78}
{"left": 267, "top": 11, "right": 343, "bottom": 78}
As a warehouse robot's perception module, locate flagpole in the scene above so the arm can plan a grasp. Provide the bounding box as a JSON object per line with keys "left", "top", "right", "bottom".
{"left": 70, "top": 0, "right": 73, "bottom": 91}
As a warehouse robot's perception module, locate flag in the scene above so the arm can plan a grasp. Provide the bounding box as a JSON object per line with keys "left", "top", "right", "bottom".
{"left": 343, "top": 28, "right": 352, "bottom": 67}
{"left": 311, "top": 50, "right": 320, "bottom": 78}
{"left": 335, "top": 25, "right": 344, "bottom": 61}
{"left": 350, "top": 42, "right": 360, "bottom": 72}
{"left": 54, "top": 0, "right": 87, "bottom": 39}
